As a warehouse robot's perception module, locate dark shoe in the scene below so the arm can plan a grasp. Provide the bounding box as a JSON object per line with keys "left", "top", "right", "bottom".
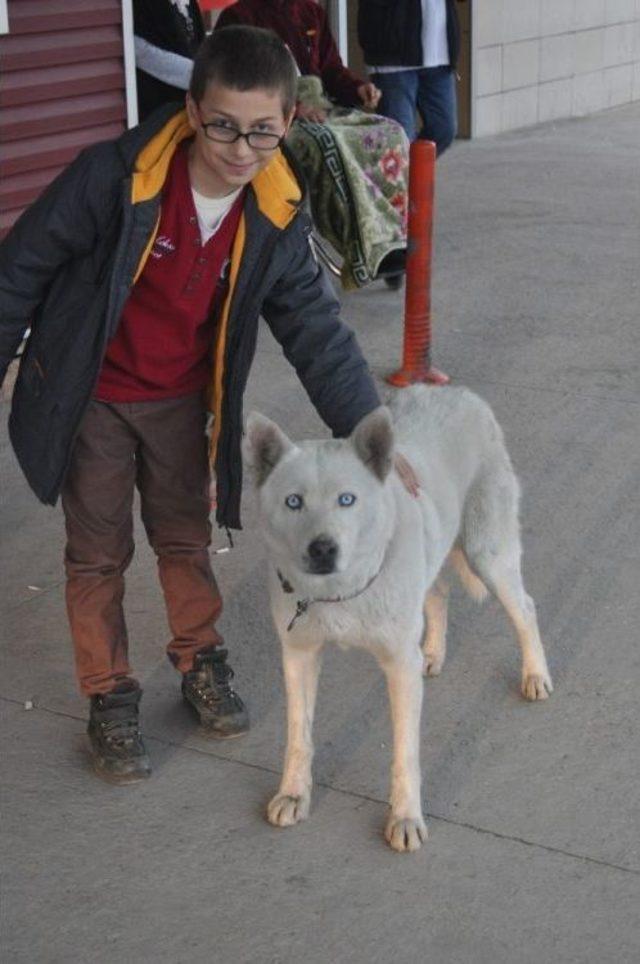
{"left": 384, "top": 272, "right": 404, "bottom": 291}
{"left": 376, "top": 249, "right": 406, "bottom": 281}
{"left": 182, "top": 648, "right": 249, "bottom": 738}
{"left": 88, "top": 682, "right": 151, "bottom": 785}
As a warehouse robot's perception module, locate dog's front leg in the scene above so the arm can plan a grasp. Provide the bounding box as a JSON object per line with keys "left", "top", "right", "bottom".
{"left": 267, "top": 642, "right": 323, "bottom": 828}
{"left": 381, "top": 649, "right": 428, "bottom": 853}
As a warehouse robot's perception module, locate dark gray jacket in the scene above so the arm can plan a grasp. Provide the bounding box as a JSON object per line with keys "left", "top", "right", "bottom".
{"left": 0, "top": 105, "right": 380, "bottom": 528}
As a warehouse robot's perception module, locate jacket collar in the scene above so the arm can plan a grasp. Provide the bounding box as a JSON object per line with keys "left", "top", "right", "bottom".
{"left": 131, "top": 109, "right": 301, "bottom": 230}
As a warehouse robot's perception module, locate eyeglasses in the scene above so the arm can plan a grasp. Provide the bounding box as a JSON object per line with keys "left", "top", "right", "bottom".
{"left": 200, "top": 121, "right": 283, "bottom": 151}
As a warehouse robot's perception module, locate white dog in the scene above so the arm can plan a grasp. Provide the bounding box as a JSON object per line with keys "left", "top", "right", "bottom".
{"left": 243, "top": 386, "right": 552, "bottom": 853}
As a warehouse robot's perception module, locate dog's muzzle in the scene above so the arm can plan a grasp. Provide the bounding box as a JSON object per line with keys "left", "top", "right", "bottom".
{"left": 305, "top": 536, "right": 339, "bottom": 574}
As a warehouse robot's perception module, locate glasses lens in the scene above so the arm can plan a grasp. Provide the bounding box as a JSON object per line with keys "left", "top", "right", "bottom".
{"left": 203, "top": 124, "right": 238, "bottom": 143}
{"left": 246, "top": 132, "right": 282, "bottom": 150}
{"left": 202, "top": 124, "right": 281, "bottom": 150}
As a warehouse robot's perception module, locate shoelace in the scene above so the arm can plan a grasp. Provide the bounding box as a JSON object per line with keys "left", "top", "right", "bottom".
{"left": 100, "top": 718, "right": 140, "bottom": 748}
{"left": 193, "top": 661, "right": 236, "bottom": 705}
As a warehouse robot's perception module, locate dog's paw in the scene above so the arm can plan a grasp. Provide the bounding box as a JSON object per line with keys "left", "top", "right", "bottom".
{"left": 521, "top": 672, "right": 553, "bottom": 701}
{"left": 267, "top": 792, "right": 310, "bottom": 828}
{"left": 422, "top": 649, "right": 444, "bottom": 677}
{"left": 385, "top": 815, "right": 428, "bottom": 853}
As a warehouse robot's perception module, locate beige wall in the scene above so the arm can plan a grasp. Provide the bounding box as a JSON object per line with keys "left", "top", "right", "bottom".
{"left": 473, "top": 0, "right": 640, "bottom": 136}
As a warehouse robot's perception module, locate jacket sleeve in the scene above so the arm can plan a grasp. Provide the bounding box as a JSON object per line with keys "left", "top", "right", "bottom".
{"left": 134, "top": 35, "right": 193, "bottom": 89}
{"left": 261, "top": 224, "right": 380, "bottom": 438}
{"left": 0, "top": 147, "right": 108, "bottom": 382}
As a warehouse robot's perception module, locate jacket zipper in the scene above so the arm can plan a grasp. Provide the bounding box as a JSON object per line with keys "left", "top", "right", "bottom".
{"left": 217, "top": 229, "right": 282, "bottom": 526}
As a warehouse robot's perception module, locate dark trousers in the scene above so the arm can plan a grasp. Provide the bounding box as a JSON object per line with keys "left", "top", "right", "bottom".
{"left": 61, "top": 394, "right": 223, "bottom": 696}
{"left": 372, "top": 66, "right": 457, "bottom": 155}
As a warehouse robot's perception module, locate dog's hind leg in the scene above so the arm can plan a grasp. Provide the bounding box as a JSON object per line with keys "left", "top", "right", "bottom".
{"left": 380, "top": 648, "right": 428, "bottom": 852}
{"left": 469, "top": 549, "right": 552, "bottom": 701}
{"left": 449, "top": 546, "right": 489, "bottom": 603}
{"left": 422, "top": 575, "right": 450, "bottom": 677}
{"left": 462, "top": 464, "right": 552, "bottom": 701}
{"left": 267, "top": 642, "right": 323, "bottom": 828}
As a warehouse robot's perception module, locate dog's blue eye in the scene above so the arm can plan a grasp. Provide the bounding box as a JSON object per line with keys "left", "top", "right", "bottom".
{"left": 285, "top": 494, "right": 303, "bottom": 510}
{"left": 338, "top": 492, "right": 356, "bottom": 507}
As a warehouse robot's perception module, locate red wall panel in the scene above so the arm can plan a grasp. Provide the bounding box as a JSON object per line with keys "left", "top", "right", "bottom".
{"left": 0, "top": 0, "right": 128, "bottom": 237}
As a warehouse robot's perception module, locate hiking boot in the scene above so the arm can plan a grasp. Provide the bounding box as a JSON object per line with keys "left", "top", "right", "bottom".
{"left": 182, "top": 647, "right": 249, "bottom": 738}
{"left": 88, "top": 682, "right": 151, "bottom": 785}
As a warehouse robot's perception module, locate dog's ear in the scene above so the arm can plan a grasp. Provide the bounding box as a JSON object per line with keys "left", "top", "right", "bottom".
{"left": 243, "top": 412, "right": 296, "bottom": 486}
{"left": 351, "top": 406, "right": 394, "bottom": 482}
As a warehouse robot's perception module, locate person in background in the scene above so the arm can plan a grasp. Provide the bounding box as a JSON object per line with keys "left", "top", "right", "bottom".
{"left": 134, "top": 0, "right": 205, "bottom": 121}
{"left": 358, "top": 0, "right": 462, "bottom": 156}
{"left": 216, "top": 0, "right": 409, "bottom": 290}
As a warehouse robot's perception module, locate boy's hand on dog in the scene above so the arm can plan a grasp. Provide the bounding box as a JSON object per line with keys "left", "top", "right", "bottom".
{"left": 395, "top": 452, "right": 420, "bottom": 498}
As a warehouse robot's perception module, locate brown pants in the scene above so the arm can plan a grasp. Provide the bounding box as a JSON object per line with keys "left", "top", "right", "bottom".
{"left": 61, "top": 394, "right": 223, "bottom": 697}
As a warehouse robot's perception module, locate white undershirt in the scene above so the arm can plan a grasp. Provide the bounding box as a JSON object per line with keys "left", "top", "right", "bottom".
{"left": 191, "top": 186, "right": 243, "bottom": 245}
{"left": 367, "top": 0, "right": 449, "bottom": 73}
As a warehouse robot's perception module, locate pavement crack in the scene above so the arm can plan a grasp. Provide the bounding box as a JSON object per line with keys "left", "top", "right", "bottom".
{"left": 3, "top": 695, "right": 638, "bottom": 877}
{"left": 6, "top": 579, "right": 66, "bottom": 611}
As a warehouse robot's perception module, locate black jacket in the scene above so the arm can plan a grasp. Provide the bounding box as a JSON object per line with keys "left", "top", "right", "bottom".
{"left": 133, "top": 0, "right": 205, "bottom": 120}
{"left": 358, "top": 0, "right": 461, "bottom": 70}
{"left": 0, "top": 106, "right": 380, "bottom": 528}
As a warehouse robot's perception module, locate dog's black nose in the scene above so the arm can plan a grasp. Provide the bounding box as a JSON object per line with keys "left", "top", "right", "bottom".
{"left": 307, "top": 536, "right": 338, "bottom": 573}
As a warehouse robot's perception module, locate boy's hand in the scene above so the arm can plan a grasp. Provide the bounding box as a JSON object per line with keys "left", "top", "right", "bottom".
{"left": 395, "top": 452, "right": 420, "bottom": 498}
{"left": 295, "top": 102, "right": 327, "bottom": 124}
{"left": 357, "top": 83, "right": 381, "bottom": 110}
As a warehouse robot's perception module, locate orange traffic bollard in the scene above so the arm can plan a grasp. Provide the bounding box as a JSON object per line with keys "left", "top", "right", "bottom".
{"left": 387, "top": 139, "right": 449, "bottom": 387}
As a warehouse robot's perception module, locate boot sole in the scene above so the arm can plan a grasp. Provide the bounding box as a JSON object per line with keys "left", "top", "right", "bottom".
{"left": 182, "top": 695, "right": 250, "bottom": 739}
{"left": 198, "top": 726, "right": 249, "bottom": 740}
{"left": 92, "top": 760, "right": 152, "bottom": 785}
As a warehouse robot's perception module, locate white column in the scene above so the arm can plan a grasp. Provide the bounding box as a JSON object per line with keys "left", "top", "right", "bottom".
{"left": 326, "top": 0, "right": 348, "bottom": 65}
{"left": 121, "top": 0, "right": 139, "bottom": 128}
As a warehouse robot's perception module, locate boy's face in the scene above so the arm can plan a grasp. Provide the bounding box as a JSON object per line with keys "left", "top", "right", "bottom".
{"left": 186, "top": 83, "right": 294, "bottom": 197}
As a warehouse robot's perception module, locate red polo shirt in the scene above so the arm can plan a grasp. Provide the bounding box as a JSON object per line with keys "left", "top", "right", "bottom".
{"left": 95, "top": 142, "right": 244, "bottom": 402}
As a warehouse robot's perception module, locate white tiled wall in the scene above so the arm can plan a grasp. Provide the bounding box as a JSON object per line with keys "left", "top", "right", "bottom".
{"left": 472, "top": 0, "right": 640, "bottom": 136}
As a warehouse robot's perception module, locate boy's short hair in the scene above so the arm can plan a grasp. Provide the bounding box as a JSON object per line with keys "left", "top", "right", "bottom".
{"left": 189, "top": 26, "right": 298, "bottom": 116}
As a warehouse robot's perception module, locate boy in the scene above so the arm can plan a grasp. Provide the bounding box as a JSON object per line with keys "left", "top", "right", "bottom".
{"left": 0, "top": 27, "right": 380, "bottom": 784}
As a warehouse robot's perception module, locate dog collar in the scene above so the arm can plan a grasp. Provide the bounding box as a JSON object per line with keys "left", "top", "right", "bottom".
{"left": 277, "top": 566, "right": 383, "bottom": 632}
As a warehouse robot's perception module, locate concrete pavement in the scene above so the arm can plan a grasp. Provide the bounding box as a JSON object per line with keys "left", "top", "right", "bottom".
{"left": 2, "top": 103, "right": 639, "bottom": 963}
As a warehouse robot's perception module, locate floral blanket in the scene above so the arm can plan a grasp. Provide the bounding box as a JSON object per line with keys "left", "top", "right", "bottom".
{"left": 286, "top": 109, "right": 409, "bottom": 290}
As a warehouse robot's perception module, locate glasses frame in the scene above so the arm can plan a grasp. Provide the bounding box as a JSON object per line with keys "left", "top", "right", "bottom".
{"left": 200, "top": 121, "right": 284, "bottom": 152}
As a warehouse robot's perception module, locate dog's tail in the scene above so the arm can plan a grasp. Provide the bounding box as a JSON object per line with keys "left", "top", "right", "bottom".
{"left": 449, "top": 548, "right": 489, "bottom": 603}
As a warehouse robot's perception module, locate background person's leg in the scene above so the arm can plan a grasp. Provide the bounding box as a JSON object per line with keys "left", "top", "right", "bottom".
{"left": 416, "top": 66, "right": 458, "bottom": 156}
{"left": 62, "top": 402, "right": 138, "bottom": 697}
{"left": 372, "top": 69, "right": 419, "bottom": 143}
